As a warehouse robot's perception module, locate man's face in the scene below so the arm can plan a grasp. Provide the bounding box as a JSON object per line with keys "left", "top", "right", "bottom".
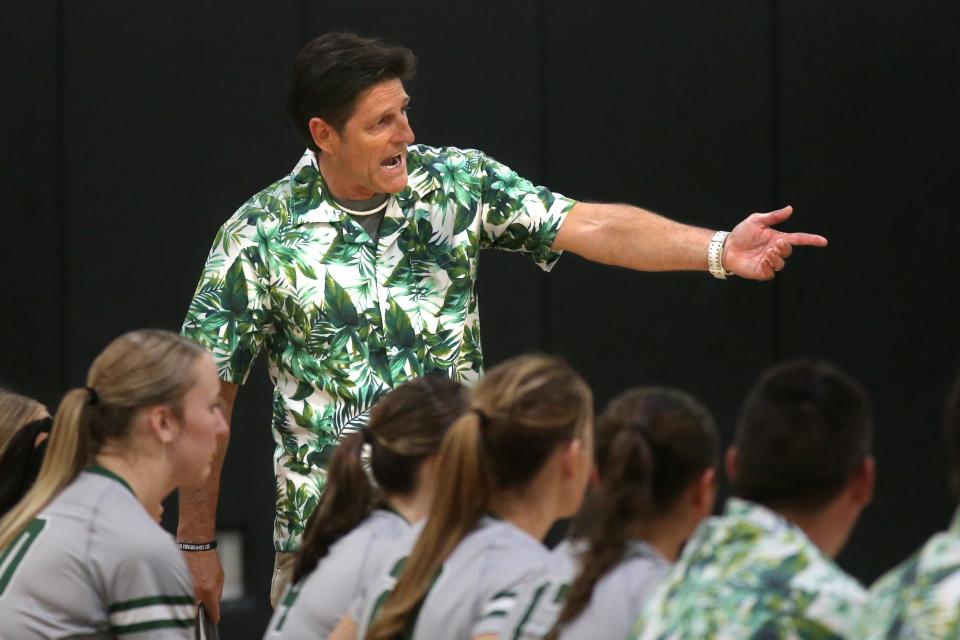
{"left": 318, "top": 78, "right": 415, "bottom": 199}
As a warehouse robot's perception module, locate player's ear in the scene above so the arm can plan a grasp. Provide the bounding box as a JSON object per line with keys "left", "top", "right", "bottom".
{"left": 309, "top": 117, "right": 340, "bottom": 155}
{"left": 142, "top": 404, "right": 178, "bottom": 445}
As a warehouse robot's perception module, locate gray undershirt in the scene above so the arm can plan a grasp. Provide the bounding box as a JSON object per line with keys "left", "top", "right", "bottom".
{"left": 333, "top": 193, "right": 388, "bottom": 244}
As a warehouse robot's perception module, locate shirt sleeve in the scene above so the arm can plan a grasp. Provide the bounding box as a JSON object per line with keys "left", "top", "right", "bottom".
{"left": 181, "top": 201, "right": 272, "bottom": 384}
{"left": 97, "top": 537, "right": 195, "bottom": 639}
{"left": 476, "top": 152, "right": 576, "bottom": 272}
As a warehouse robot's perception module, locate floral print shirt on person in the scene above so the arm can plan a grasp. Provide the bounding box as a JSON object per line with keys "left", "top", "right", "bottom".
{"left": 630, "top": 498, "right": 867, "bottom": 640}
{"left": 860, "top": 507, "right": 960, "bottom": 639}
{"left": 181, "top": 145, "right": 574, "bottom": 552}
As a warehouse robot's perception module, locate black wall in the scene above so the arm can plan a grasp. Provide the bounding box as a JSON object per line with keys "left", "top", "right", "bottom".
{"left": 2, "top": 2, "right": 958, "bottom": 637}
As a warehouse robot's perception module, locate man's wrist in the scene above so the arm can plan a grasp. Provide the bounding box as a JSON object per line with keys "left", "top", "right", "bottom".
{"left": 707, "top": 230, "right": 734, "bottom": 279}
{"left": 177, "top": 540, "right": 218, "bottom": 552}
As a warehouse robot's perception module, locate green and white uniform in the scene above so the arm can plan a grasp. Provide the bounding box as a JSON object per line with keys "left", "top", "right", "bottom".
{"left": 506, "top": 539, "right": 670, "bottom": 640}
{"left": 0, "top": 467, "right": 194, "bottom": 639}
{"left": 265, "top": 508, "right": 410, "bottom": 639}
{"left": 356, "top": 516, "right": 551, "bottom": 639}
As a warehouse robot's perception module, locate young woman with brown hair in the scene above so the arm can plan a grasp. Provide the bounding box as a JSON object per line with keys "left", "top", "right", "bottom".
{"left": 0, "top": 329, "right": 227, "bottom": 639}
{"left": 331, "top": 354, "right": 594, "bottom": 640}
{"left": 265, "top": 375, "right": 467, "bottom": 639}
{"left": 507, "top": 386, "right": 719, "bottom": 640}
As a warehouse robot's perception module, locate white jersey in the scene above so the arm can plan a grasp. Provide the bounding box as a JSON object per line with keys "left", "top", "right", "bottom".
{"left": 504, "top": 538, "right": 670, "bottom": 640}
{"left": 356, "top": 516, "right": 551, "bottom": 640}
{"left": 0, "top": 466, "right": 194, "bottom": 639}
{"left": 265, "top": 508, "right": 410, "bottom": 639}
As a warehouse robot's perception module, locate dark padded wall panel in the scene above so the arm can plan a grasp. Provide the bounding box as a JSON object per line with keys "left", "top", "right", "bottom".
{"left": 780, "top": 1, "right": 960, "bottom": 582}
{"left": 1, "top": 3, "right": 60, "bottom": 405}
{"left": 307, "top": 1, "right": 545, "bottom": 366}
{"left": 62, "top": 2, "right": 302, "bottom": 633}
{"left": 542, "top": 1, "right": 777, "bottom": 434}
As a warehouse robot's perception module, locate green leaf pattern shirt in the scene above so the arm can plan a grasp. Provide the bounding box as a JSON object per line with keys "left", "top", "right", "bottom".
{"left": 181, "top": 145, "right": 574, "bottom": 551}
{"left": 631, "top": 498, "right": 867, "bottom": 640}
{"left": 860, "top": 507, "right": 960, "bottom": 639}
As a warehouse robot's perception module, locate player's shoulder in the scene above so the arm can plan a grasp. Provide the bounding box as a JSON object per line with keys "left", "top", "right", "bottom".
{"left": 407, "top": 144, "right": 489, "bottom": 172}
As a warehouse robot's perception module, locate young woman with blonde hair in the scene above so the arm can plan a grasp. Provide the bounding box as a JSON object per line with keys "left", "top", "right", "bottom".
{"left": 0, "top": 329, "right": 227, "bottom": 639}
{"left": 331, "top": 354, "right": 594, "bottom": 640}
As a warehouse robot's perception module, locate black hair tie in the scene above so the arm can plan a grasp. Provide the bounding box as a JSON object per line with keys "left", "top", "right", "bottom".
{"left": 472, "top": 408, "right": 490, "bottom": 427}
{"left": 362, "top": 429, "right": 375, "bottom": 445}
{"left": 85, "top": 387, "right": 99, "bottom": 406}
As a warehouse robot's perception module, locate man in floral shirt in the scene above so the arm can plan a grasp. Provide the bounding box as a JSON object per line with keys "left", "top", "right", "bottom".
{"left": 632, "top": 360, "right": 874, "bottom": 639}
{"left": 179, "top": 33, "right": 828, "bottom": 616}
{"left": 860, "top": 372, "right": 960, "bottom": 639}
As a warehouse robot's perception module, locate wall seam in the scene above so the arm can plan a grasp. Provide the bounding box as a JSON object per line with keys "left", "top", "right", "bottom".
{"left": 56, "top": 0, "right": 67, "bottom": 391}
{"left": 771, "top": 0, "right": 783, "bottom": 362}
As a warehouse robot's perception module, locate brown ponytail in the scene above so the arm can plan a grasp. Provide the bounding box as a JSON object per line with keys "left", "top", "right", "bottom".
{"left": 292, "top": 376, "right": 467, "bottom": 583}
{"left": 0, "top": 330, "right": 205, "bottom": 552}
{"left": 366, "top": 355, "right": 592, "bottom": 640}
{"left": 548, "top": 387, "right": 719, "bottom": 638}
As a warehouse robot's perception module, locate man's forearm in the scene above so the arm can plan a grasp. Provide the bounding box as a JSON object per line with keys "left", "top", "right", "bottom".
{"left": 178, "top": 381, "right": 238, "bottom": 540}
{"left": 178, "top": 436, "right": 229, "bottom": 539}
{"left": 552, "top": 202, "right": 715, "bottom": 272}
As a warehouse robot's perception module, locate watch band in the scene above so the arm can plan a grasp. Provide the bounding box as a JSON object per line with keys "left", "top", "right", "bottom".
{"left": 708, "top": 231, "right": 734, "bottom": 279}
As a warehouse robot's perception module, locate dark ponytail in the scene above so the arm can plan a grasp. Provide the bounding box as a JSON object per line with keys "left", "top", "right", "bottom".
{"left": 548, "top": 387, "right": 719, "bottom": 638}
{"left": 292, "top": 376, "right": 466, "bottom": 583}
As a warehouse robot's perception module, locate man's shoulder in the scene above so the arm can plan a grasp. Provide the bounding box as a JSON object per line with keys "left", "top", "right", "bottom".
{"left": 865, "top": 528, "right": 960, "bottom": 632}
{"left": 228, "top": 174, "right": 295, "bottom": 224}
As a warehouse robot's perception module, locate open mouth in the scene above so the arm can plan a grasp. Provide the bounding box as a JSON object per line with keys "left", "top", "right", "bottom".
{"left": 381, "top": 153, "right": 403, "bottom": 169}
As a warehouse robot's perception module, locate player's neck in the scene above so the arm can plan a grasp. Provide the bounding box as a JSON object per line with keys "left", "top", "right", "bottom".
{"left": 93, "top": 451, "right": 168, "bottom": 522}
{"left": 638, "top": 516, "right": 692, "bottom": 563}
{"left": 488, "top": 488, "right": 560, "bottom": 543}
{"left": 385, "top": 489, "right": 432, "bottom": 525}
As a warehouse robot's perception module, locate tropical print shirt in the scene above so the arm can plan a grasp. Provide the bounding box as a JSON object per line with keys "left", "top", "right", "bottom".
{"left": 860, "top": 506, "right": 960, "bottom": 639}
{"left": 182, "top": 145, "right": 574, "bottom": 551}
{"left": 631, "top": 498, "right": 866, "bottom": 640}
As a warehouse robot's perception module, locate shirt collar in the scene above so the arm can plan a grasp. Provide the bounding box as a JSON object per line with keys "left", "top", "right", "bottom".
{"left": 723, "top": 496, "right": 802, "bottom": 537}
{"left": 289, "top": 147, "right": 439, "bottom": 225}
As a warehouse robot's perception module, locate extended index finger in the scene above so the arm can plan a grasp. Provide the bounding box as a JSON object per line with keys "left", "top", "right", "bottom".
{"left": 783, "top": 232, "right": 828, "bottom": 247}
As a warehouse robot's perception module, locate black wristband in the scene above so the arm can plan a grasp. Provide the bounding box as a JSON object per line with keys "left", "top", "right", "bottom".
{"left": 177, "top": 540, "right": 218, "bottom": 552}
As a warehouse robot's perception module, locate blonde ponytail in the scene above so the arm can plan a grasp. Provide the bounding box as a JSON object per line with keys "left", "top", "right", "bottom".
{"left": 366, "top": 354, "right": 592, "bottom": 640}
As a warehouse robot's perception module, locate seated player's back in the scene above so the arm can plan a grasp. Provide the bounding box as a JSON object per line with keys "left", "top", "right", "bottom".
{"left": 356, "top": 515, "right": 552, "bottom": 639}
{"left": 269, "top": 507, "right": 410, "bottom": 638}
{"left": 0, "top": 467, "right": 193, "bottom": 639}
{"left": 508, "top": 538, "right": 669, "bottom": 640}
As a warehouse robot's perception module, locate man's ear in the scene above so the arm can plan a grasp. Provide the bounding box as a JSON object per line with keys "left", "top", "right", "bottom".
{"left": 849, "top": 455, "right": 876, "bottom": 507}
{"left": 142, "top": 405, "right": 178, "bottom": 445}
{"left": 693, "top": 467, "right": 717, "bottom": 510}
{"left": 309, "top": 117, "right": 339, "bottom": 155}
{"left": 725, "top": 446, "right": 738, "bottom": 482}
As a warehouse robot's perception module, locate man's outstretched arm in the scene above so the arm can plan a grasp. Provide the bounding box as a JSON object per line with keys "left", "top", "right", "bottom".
{"left": 178, "top": 380, "right": 238, "bottom": 623}
{"left": 552, "top": 203, "right": 827, "bottom": 279}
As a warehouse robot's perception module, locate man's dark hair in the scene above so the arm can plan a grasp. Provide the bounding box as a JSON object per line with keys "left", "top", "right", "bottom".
{"left": 945, "top": 369, "right": 960, "bottom": 495}
{"left": 287, "top": 32, "right": 416, "bottom": 150}
{"left": 733, "top": 359, "right": 873, "bottom": 512}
